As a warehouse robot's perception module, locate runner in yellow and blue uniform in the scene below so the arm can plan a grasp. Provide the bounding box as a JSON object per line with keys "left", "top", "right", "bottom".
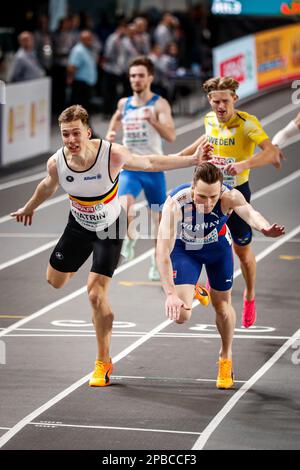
{"left": 175, "top": 77, "right": 282, "bottom": 328}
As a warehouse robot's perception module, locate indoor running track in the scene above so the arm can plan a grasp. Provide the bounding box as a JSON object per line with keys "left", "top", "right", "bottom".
{"left": 0, "top": 87, "right": 299, "bottom": 450}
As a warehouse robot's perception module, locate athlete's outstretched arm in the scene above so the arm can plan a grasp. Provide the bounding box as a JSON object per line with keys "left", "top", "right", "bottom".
{"left": 224, "top": 189, "right": 285, "bottom": 237}
{"left": 110, "top": 142, "right": 206, "bottom": 173}
{"left": 10, "top": 156, "right": 59, "bottom": 226}
{"left": 172, "top": 134, "right": 208, "bottom": 157}
{"left": 156, "top": 197, "right": 189, "bottom": 320}
{"left": 272, "top": 112, "right": 300, "bottom": 148}
{"left": 225, "top": 139, "right": 282, "bottom": 175}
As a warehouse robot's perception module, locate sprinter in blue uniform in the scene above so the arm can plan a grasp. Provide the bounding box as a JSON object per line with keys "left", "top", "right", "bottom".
{"left": 156, "top": 163, "right": 285, "bottom": 389}
{"left": 106, "top": 56, "right": 175, "bottom": 280}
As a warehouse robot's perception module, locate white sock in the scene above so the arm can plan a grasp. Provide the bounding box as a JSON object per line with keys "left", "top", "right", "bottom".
{"left": 272, "top": 119, "right": 299, "bottom": 148}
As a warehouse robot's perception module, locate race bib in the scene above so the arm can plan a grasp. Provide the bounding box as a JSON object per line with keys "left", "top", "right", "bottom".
{"left": 123, "top": 117, "right": 149, "bottom": 149}
{"left": 70, "top": 200, "right": 109, "bottom": 231}
{"left": 210, "top": 156, "right": 236, "bottom": 187}
{"left": 181, "top": 227, "right": 219, "bottom": 246}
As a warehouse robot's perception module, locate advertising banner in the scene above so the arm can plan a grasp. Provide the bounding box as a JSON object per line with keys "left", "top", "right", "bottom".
{"left": 211, "top": 0, "right": 300, "bottom": 16}
{"left": 213, "top": 35, "right": 257, "bottom": 99}
{"left": 1, "top": 77, "right": 51, "bottom": 166}
{"left": 256, "top": 24, "right": 300, "bottom": 89}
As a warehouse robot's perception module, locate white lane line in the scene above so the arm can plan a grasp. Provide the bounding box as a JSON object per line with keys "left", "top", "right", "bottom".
{"left": 254, "top": 225, "right": 300, "bottom": 264}
{"left": 260, "top": 101, "right": 300, "bottom": 127}
{"left": 2, "top": 333, "right": 291, "bottom": 340}
{"left": 0, "top": 116, "right": 207, "bottom": 193}
{"left": 1, "top": 99, "right": 299, "bottom": 216}
{"left": 192, "top": 327, "right": 300, "bottom": 450}
{"left": 252, "top": 237, "right": 300, "bottom": 243}
{"left": 251, "top": 169, "right": 300, "bottom": 201}
{"left": 0, "top": 233, "right": 60, "bottom": 238}
{"left": 0, "top": 248, "right": 153, "bottom": 340}
{"left": 0, "top": 194, "right": 67, "bottom": 224}
{"left": 1, "top": 226, "right": 299, "bottom": 341}
{"left": 0, "top": 224, "right": 299, "bottom": 449}
{"left": 113, "top": 375, "right": 247, "bottom": 384}
{"left": 1, "top": 166, "right": 299, "bottom": 272}
{"left": 0, "top": 240, "right": 59, "bottom": 272}
{"left": 0, "top": 171, "right": 47, "bottom": 191}
{"left": 0, "top": 317, "right": 172, "bottom": 449}
{"left": 0, "top": 99, "right": 298, "bottom": 193}
{"left": 0, "top": 427, "right": 11, "bottom": 431}
{"left": 29, "top": 422, "right": 201, "bottom": 436}
{"left": 173, "top": 100, "right": 300, "bottom": 137}
{"left": 0, "top": 117, "right": 203, "bottom": 193}
{"left": 191, "top": 224, "right": 300, "bottom": 310}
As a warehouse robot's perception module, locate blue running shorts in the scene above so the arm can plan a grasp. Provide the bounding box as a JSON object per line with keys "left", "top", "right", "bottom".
{"left": 171, "top": 237, "right": 234, "bottom": 291}
{"left": 118, "top": 170, "right": 166, "bottom": 212}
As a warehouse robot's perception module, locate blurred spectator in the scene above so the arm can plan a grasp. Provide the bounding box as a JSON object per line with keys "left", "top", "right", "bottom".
{"left": 67, "top": 30, "right": 98, "bottom": 119}
{"left": 8, "top": 31, "right": 45, "bottom": 82}
{"left": 70, "top": 13, "right": 82, "bottom": 36}
{"left": 159, "top": 41, "right": 180, "bottom": 101}
{"left": 188, "top": 4, "right": 212, "bottom": 80}
{"left": 121, "top": 23, "right": 139, "bottom": 94}
{"left": 52, "top": 16, "right": 77, "bottom": 113}
{"left": 101, "top": 20, "right": 128, "bottom": 116}
{"left": 153, "top": 12, "right": 179, "bottom": 52}
{"left": 133, "top": 17, "right": 151, "bottom": 55}
{"left": 161, "top": 41, "right": 179, "bottom": 74}
{"left": 121, "top": 23, "right": 139, "bottom": 66}
{"left": 78, "top": 13, "right": 103, "bottom": 102}
{"left": 34, "top": 15, "right": 53, "bottom": 74}
{"left": 148, "top": 42, "right": 169, "bottom": 99}
{"left": 152, "top": 41, "right": 194, "bottom": 104}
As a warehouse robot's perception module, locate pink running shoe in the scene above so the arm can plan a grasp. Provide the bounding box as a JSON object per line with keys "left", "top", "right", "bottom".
{"left": 242, "top": 290, "right": 256, "bottom": 328}
{"left": 205, "top": 278, "right": 210, "bottom": 292}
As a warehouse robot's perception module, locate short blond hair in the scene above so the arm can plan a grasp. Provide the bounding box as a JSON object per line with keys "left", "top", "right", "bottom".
{"left": 203, "top": 77, "right": 239, "bottom": 96}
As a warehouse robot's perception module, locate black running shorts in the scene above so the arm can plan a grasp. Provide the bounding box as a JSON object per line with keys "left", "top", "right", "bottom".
{"left": 227, "top": 181, "right": 252, "bottom": 246}
{"left": 49, "top": 211, "right": 126, "bottom": 277}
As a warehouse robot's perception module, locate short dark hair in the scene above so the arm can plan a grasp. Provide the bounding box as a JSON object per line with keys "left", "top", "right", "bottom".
{"left": 192, "top": 163, "right": 223, "bottom": 187}
{"left": 58, "top": 105, "right": 89, "bottom": 127}
{"left": 129, "top": 56, "right": 155, "bottom": 76}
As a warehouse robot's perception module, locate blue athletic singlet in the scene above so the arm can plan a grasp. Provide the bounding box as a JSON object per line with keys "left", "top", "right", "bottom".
{"left": 170, "top": 183, "right": 234, "bottom": 291}
{"left": 118, "top": 94, "right": 166, "bottom": 211}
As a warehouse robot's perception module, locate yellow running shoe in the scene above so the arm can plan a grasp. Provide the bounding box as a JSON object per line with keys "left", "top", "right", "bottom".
{"left": 216, "top": 358, "right": 234, "bottom": 389}
{"left": 194, "top": 283, "right": 210, "bottom": 306}
{"left": 89, "top": 359, "right": 113, "bottom": 387}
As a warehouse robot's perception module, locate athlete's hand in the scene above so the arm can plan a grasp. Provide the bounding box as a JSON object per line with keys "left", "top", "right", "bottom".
{"left": 201, "top": 142, "right": 214, "bottom": 161}
{"left": 10, "top": 207, "right": 34, "bottom": 226}
{"left": 143, "top": 108, "right": 155, "bottom": 125}
{"left": 165, "top": 293, "right": 190, "bottom": 321}
{"left": 272, "top": 146, "right": 287, "bottom": 170}
{"left": 106, "top": 130, "right": 117, "bottom": 142}
{"left": 197, "top": 134, "right": 210, "bottom": 148}
{"left": 224, "top": 161, "right": 247, "bottom": 175}
{"left": 193, "top": 141, "right": 214, "bottom": 164}
{"left": 261, "top": 224, "right": 285, "bottom": 238}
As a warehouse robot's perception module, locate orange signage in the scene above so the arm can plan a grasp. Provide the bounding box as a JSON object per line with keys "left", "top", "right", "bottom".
{"left": 281, "top": 1, "right": 300, "bottom": 15}
{"left": 256, "top": 24, "right": 300, "bottom": 89}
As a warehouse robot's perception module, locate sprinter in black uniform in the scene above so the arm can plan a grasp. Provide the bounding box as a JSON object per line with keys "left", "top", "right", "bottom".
{"left": 10, "top": 105, "right": 210, "bottom": 388}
